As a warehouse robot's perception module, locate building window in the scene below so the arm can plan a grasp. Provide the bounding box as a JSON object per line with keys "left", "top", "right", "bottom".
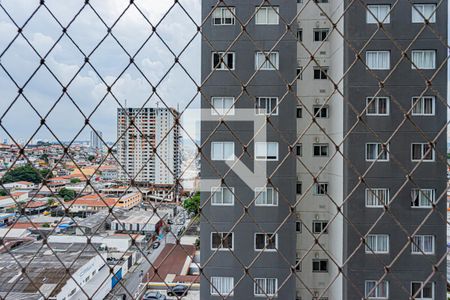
{"left": 255, "top": 187, "right": 278, "bottom": 206}
{"left": 365, "top": 280, "right": 389, "bottom": 299}
{"left": 411, "top": 143, "right": 434, "bottom": 161}
{"left": 315, "top": 183, "right": 328, "bottom": 195}
{"left": 211, "top": 232, "right": 234, "bottom": 250}
{"left": 312, "top": 259, "right": 328, "bottom": 272}
{"left": 366, "top": 51, "right": 390, "bottom": 70}
{"left": 411, "top": 281, "right": 434, "bottom": 300}
{"left": 297, "top": 106, "right": 303, "bottom": 118}
{"left": 211, "top": 97, "right": 234, "bottom": 116}
{"left": 212, "top": 52, "right": 235, "bottom": 70}
{"left": 212, "top": 7, "right": 235, "bottom": 25}
{"left": 312, "top": 220, "right": 328, "bottom": 234}
{"left": 412, "top": 4, "right": 436, "bottom": 23}
{"left": 313, "top": 67, "right": 328, "bottom": 79}
{"left": 366, "top": 97, "right": 389, "bottom": 116}
{"left": 411, "top": 50, "right": 436, "bottom": 69}
{"left": 295, "top": 255, "right": 302, "bottom": 271}
{"left": 211, "top": 187, "right": 234, "bottom": 206}
{"left": 411, "top": 189, "right": 435, "bottom": 208}
{"left": 296, "top": 221, "right": 302, "bottom": 232}
{"left": 366, "top": 5, "right": 391, "bottom": 24}
{"left": 313, "top": 105, "right": 329, "bottom": 118}
{"left": 256, "top": 97, "right": 278, "bottom": 115}
{"left": 313, "top": 28, "right": 329, "bottom": 42}
{"left": 313, "top": 143, "right": 329, "bottom": 157}
{"left": 366, "top": 143, "right": 389, "bottom": 161}
{"left": 210, "top": 277, "right": 234, "bottom": 296}
{"left": 296, "top": 67, "right": 303, "bottom": 80}
{"left": 296, "top": 182, "right": 302, "bottom": 194}
{"left": 297, "top": 29, "right": 303, "bottom": 42}
{"left": 255, "top": 6, "right": 279, "bottom": 25}
{"left": 254, "top": 278, "right": 278, "bottom": 297}
{"left": 255, "top": 142, "right": 279, "bottom": 161}
{"left": 211, "top": 142, "right": 234, "bottom": 160}
{"left": 365, "top": 234, "right": 389, "bottom": 254}
{"left": 412, "top": 235, "right": 435, "bottom": 255}
{"left": 255, "top": 233, "right": 278, "bottom": 251}
{"left": 412, "top": 96, "right": 435, "bottom": 116}
{"left": 296, "top": 144, "right": 302, "bottom": 156}
{"left": 366, "top": 188, "right": 389, "bottom": 207}
{"left": 255, "top": 52, "right": 279, "bottom": 70}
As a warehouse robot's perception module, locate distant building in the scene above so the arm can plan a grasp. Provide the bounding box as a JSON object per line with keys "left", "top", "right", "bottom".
{"left": 66, "top": 192, "right": 142, "bottom": 213}
{"left": 90, "top": 130, "right": 103, "bottom": 150}
{"left": 117, "top": 107, "right": 181, "bottom": 185}
{"left": 2, "top": 181, "right": 35, "bottom": 190}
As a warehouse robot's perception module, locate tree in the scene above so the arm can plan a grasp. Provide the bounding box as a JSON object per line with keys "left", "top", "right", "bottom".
{"left": 58, "top": 188, "right": 76, "bottom": 201}
{"left": 182, "top": 192, "right": 200, "bottom": 215}
{"left": 70, "top": 178, "right": 81, "bottom": 184}
{"left": 87, "top": 155, "right": 96, "bottom": 162}
{"left": 0, "top": 190, "right": 6, "bottom": 196}
{"left": 1, "top": 164, "right": 51, "bottom": 184}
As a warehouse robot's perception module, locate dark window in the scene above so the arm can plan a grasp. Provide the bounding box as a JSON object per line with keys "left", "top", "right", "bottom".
{"left": 297, "top": 29, "right": 303, "bottom": 41}
{"left": 296, "top": 182, "right": 302, "bottom": 194}
{"left": 255, "top": 233, "right": 277, "bottom": 250}
{"left": 212, "top": 232, "right": 233, "bottom": 249}
{"left": 296, "top": 144, "right": 302, "bottom": 156}
{"left": 313, "top": 67, "right": 328, "bottom": 79}
{"left": 296, "top": 67, "right": 303, "bottom": 80}
{"left": 312, "top": 259, "right": 328, "bottom": 272}
{"left": 313, "top": 106, "right": 329, "bottom": 118}
{"left": 313, "top": 28, "right": 329, "bottom": 42}
{"left": 296, "top": 221, "right": 302, "bottom": 232}
{"left": 296, "top": 107, "right": 303, "bottom": 118}
{"left": 312, "top": 221, "right": 328, "bottom": 234}
{"left": 313, "top": 144, "right": 329, "bottom": 156}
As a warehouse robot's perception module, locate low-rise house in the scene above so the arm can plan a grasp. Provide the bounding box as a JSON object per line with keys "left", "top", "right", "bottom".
{"left": 111, "top": 211, "right": 167, "bottom": 234}
{"left": 65, "top": 192, "right": 142, "bottom": 214}
{"left": 2, "top": 181, "right": 35, "bottom": 190}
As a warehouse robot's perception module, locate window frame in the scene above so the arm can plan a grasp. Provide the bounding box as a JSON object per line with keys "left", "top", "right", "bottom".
{"left": 366, "top": 4, "right": 391, "bottom": 24}
{"left": 313, "top": 28, "right": 330, "bottom": 42}
{"left": 365, "top": 234, "right": 390, "bottom": 254}
{"left": 255, "top": 6, "right": 280, "bottom": 25}
{"left": 411, "top": 96, "right": 435, "bottom": 116}
{"left": 365, "top": 280, "right": 389, "bottom": 299}
{"left": 411, "top": 189, "right": 435, "bottom": 208}
{"left": 211, "top": 232, "right": 234, "bottom": 251}
{"left": 366, "top": 50, "right": 390, "bottom": 70}
{"left": 211, "top": 187, "right": 235, "bottom": 206}
{"left": 312, "top": 259, "right": 328, "bottom": 273}
{"left": 412, "top": 4, "right": 437, "bottom": 23}
{"left": 255, "top": 142, "right": 279, "bottom": 161}
{"left": 411, "top": 143, "right": 435, "bottom": 162}
{"left": 313, "top": 66, "right": 328, "bottom": 79}
{"left": 313, "top": 105, "right": 329, "bottom": 118}
{"left": 212, "top": 7, "right": 236, "bottom": 26}
{"left": 365, "top": 143, "right": 389, "bottom": 162}
{"left": 211, "top": 97, "right": 235, "bottom": 116}
{"left": 255, "top": 187, "right": 279, "bottom": 206}
{"left": 314, "top": 183, "right": 328, "bottom": 195}
{"left": 255, "top": 51, "right": 280, "bottom": 70}
{"left": 254, "top": 232, "right": 278, "bottom": 252}
{"left": 212, "top": 51, "right": 235, "bottom": 70}
{"left": 210, "top": 276, "right": 234, "bottom": 296}
{"left": 366, "top": 97, "right": 390, "bottom": 116}
{"left": 365, "top": 188, "right": 390, "bottom": 208}
{"left": 313, "top": 143, "right": 329, "bottom": 157}
{"left": 255, "top": 97, "right": 279, "bottom": 116}
{"left": 411, "top": 281, "right": 434, "bottom": 300}
{"left": 254, "top": 278, "right": 278, "bottom": 297}
{"left": 411, "top": 50, "right": 436, "bottom": 69}
{"left": 411, "top": 235, "right": 435, "bottom": 255}
{"left": 211, "top": 141, "right": 235, "bottom": 161}
{"left": 312, "top": 220, "right": 328, "bottom": 234}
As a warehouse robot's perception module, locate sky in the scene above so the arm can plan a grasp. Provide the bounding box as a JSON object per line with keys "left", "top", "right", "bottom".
{"left": 0, "top": 1, "right": 449, "bottom": 146}
{"left": 0, "top": 0, "right": 201, "bottom": 145}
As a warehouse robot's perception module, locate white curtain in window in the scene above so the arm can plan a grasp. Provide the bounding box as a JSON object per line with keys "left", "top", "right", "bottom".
{"left": 211, "top": 277, "right": 234, "bottom": 295}
{"left": 412, "top": 50, "right": 436, "bottom": 69}
{"left": 412, "top": 4, "right": 436, "bottom": 23}
{"left": 223, "top": 142, "right": 234, "bottom": 160}
{"left": 367, "top": 51, "right": 389, "bottom": 69}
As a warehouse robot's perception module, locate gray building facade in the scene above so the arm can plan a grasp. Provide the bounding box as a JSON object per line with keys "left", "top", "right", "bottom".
{"left": 201, "top": 1, "right": 447, "bottom": 299}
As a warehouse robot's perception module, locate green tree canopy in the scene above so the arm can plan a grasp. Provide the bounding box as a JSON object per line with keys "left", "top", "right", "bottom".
{"left": 58, "top": 188, "right": 77, "bottom": 201}
{"left": 70, "top": 178, "right": 81, "bottom": 184}
{"left": 1, "top": 164, "right": 51, "bottom": 184}
{"left": 183, "top": 192, "right": 200, "bottom": 215}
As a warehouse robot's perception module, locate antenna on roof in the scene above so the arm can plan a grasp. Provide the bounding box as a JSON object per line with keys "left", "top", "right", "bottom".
{"left": 124, "top": 99, "right": 127, "bottom": 109}
{"left": 156, "top": 101, "right": 160, "bottom": 109}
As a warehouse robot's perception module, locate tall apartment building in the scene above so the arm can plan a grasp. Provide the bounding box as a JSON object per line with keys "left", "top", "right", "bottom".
{"left": 201, "top": 1, "right": 447, "bottom": 299}
{"left": 90, "top": 130, "right": 103, "bottom": 150}
{"left": 117, "top": 107, "right": 181, "bottom": 186}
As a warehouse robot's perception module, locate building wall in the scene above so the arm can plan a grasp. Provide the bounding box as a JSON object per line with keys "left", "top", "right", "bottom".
{"left": 343, "top": 1, "right": 448, "bottom": 299}
{"left": 200, "top": 1, "right": 297, "bottom": 299}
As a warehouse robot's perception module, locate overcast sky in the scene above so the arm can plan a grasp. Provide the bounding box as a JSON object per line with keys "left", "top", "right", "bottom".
{"left": 0, "top": 0, "right": 201, "bottom": 145}
{"left": 0, "top": 1, "right": 449, "bottom": 146}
